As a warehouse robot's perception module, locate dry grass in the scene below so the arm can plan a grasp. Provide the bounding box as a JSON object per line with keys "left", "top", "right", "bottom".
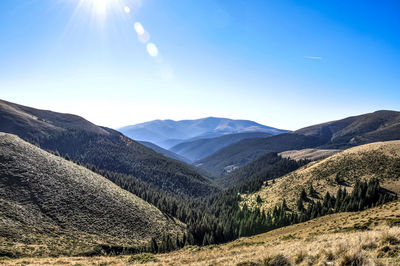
{"left": 0, "top": 133, "right": 185, "bottom": 258}
{"left": 243, "top": 140, "right": 400, "bottom": 212}
{"left": 279, "top": 148, "right": 342, "bottom": 161}
{"left": 3, "top": 201, "right": 400, "bottom": 265}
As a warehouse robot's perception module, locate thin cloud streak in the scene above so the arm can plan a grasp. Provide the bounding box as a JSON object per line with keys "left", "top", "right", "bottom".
{"left": 305, "top": 56, "right": 323, "bottom": 60}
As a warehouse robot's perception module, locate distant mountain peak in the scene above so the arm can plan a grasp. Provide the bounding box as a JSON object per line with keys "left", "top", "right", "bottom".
{"left": 118, "top": 117, "right": 288, "bottom": 149}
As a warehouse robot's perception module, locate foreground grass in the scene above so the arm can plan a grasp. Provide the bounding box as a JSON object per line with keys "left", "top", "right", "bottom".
{"left": 3, "top": 201, "right": 400, "bottom": 265}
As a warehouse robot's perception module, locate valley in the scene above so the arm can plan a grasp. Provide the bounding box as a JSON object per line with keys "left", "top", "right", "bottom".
{"left": 0, "top": 100, "right": 399, "bottom": 265}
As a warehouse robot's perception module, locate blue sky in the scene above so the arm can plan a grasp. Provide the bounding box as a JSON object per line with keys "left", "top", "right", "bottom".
{"left": 1, "top": 0, "right": 399, "bottom": 130}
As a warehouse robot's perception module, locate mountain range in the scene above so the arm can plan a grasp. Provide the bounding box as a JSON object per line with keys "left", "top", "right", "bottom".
{"left": 118, "top": 117, "right": 288, "bottom": 149}
{"left": 169, "top": 132, "right": 273, "bottom": 162}
{"left": 2, "top": 98, "right": 400, "bottom": 263}
{"left": 138, "top": 140, "right": 192, "bottom": 164}
{"left": 196, "top": 110, "right": 400, "bottom": 175}
{"left": 0, "top": 99, "right": 217, "bottom": 197}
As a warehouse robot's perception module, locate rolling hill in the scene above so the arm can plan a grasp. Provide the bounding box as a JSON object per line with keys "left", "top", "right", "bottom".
{"left": 197, "top": 110, "right": 400, "bottom": 175}
{"left": 0, "top": 133, "right": 185, "bottom": 257}
{"left": 169, "top": 132, "right": 273, "bottom": 162}
{"left": 0, "top": 99, "right": 217, "bottom": 197}
{"left": 242, "top": 140, "right": 400, "bottom": 213}
{"left": 119, "top": 117, "right": 288, "bottom": 149}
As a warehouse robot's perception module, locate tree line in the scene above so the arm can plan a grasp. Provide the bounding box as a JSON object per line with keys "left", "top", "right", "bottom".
{"left": 56, "top": 151, "right": 396, "bottom": 253}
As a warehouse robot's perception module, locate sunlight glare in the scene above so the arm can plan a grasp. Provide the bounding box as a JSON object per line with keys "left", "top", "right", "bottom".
{"left": 80, "top": 0, "right": 120, "bottom": 18}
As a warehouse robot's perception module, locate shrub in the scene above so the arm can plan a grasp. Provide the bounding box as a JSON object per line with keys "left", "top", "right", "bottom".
{"left": 361, "top": 241, "right": 377, "bottom": 250}
{"left": 377, "top": 245, "right": 399, "bottom": 258}
{"left": 339, "top": 252, "right": 367, "bottom": 266}
{"left": 294, "top": 250, "right": 307, "bottom": 264}
{"left": 380, "top": 232, "right": 400, "bottom": 245}
{"left": 322, "top": 249, "right": 335, "bottom": 261}
{"left": 386, "top": 219, "right": 400, "bottom": 227}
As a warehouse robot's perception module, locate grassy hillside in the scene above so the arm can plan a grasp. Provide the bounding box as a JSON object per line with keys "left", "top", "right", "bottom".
{"left": 242, "top": 140, "right": 400, "bottom": 213}
{"left": 155, "top": 200, "right": 400, "bottom": 265}
{"left": 0, "top": 99, "right": 217, "bottom": 197}
{"left": 7, "top": 200, "right": 400, "bottom": 265}
{"left": 0, "top": 133, "right": 185, "bottom": 258}
{"left": 170, "top": 132, "right": 272, "bottom": 162}
{"left": 197, "top": 110, "right": 400, "bottom": 175}
{"left": 279, "top": 148, "right": 342, "bottom": 161}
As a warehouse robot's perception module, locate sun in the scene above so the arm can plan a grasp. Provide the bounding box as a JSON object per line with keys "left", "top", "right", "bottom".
{"left": 80, "top": 0, "right": 121, "bottom": 17}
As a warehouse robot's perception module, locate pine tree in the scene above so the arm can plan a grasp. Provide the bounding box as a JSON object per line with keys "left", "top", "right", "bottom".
{"left": 300, "top": 188, "right": 307, "bottom": 201}
{"left": 256, "top": 195, "right": 263, "bottom": 204}
{"left": 297, "top": 197, "right": 304, "bottom": 212}
{"left": 150, "top": 237, "right": 158, "bottom": 253}
{"left": 308, "top": 183, "right": 317, "bottom": 198}
{"left": 282, "top": 199, "right": 288, "bottom": 210}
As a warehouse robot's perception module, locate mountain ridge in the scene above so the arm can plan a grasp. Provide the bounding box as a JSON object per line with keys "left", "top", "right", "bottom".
{"left": 169, "top": 132, "right": 273, "bottom": 162}
{"left": 0, "top": 99, "right": 218, "bottom": 197}
{"left": 139, "top": 141, "right": 192, "bottom": 163}
{"left": 197, "top": 110, "right": 400, "bottom": 175}
{"left": 119, "top": 117, "right": 288, "bottom": 149}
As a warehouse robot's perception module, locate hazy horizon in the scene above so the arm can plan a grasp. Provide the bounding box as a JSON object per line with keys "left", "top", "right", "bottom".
{"left": 1, "top": 0, "right": 399, "bottom": 130}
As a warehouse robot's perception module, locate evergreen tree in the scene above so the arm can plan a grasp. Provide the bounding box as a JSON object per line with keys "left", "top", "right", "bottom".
{"left": 300, "top": 188, "right": 307, "bottom": 201}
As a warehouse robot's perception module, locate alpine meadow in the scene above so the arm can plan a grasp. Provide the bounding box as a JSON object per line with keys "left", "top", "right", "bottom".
{"left": 1, "top": 0, "right": 400, "bottom": 265}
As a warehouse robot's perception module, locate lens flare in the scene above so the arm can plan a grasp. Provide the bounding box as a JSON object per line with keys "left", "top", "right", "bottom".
{"left": 134, "top": 22, "right": 145, "bottom": 35}
{"left": 138, "top": 31, "right": 149, "bottom": 43}
{"left": 146, "top": 43, "right": 159, "bottom": 57}
{"left": 71, "top": 1, "right": 162, "bottom": 59}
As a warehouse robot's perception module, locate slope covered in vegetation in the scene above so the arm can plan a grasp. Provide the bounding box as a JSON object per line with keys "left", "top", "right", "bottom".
{"left": 139, "top": 140, "right": 192, "bottom": 163}
{"left": 0, "top": 133, "right": 184, "bottom": 257}
{"left": 6, "top": 200, "right": 400, "bottom": 265}
{"left": 216, "top": 152, "right": 309, "bottom": 188}
{"left": 170, "top": 132, "right": 273, "bottom": 162}
{"left": 243, "top": 140, "right": 400, "bottom": 213}
{"left": 0, "top": 99, "right": 217, "bottom": 197}
{"left": 198, "top": 110, "right": 400, "bottom": 175}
